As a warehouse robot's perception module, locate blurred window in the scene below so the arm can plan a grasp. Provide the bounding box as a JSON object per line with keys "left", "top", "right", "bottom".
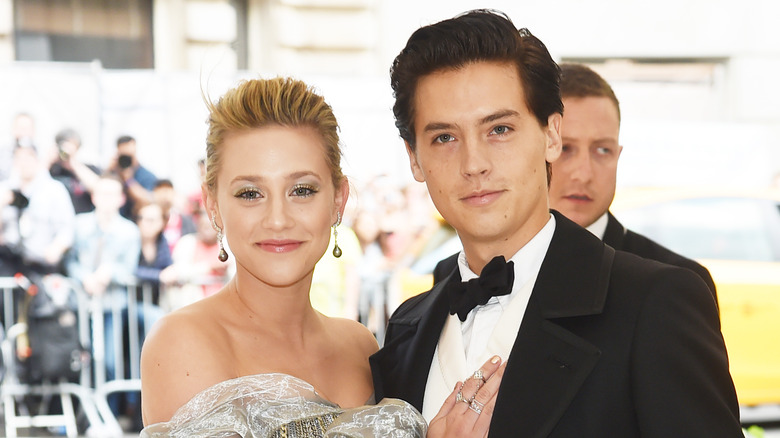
{"left": 13, "top": 0, "right": 154, "bottom": 68}
{"left": 619, "top": 197, "right": 780, "bottom": 262}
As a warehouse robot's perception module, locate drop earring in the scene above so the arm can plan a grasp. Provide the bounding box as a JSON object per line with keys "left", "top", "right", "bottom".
{"left": 211, "top": 213, "right": 229, "bottom": 262}
{"left": 332, "top": 211, "right": 342, "bottom": 258}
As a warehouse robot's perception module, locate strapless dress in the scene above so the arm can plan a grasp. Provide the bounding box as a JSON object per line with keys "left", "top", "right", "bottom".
{"left": 141, "top": 373, "right": 427, "bottom": 437}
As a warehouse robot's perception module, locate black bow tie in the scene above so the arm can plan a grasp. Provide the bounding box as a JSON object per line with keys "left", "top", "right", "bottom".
{"left": 446, "top": 255, "right": 515, "bottom": 322}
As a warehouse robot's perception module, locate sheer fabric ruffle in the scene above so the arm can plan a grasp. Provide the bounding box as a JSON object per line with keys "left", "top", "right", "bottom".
{"left": 142, "top": 373, "right": 427, "bottom": 438}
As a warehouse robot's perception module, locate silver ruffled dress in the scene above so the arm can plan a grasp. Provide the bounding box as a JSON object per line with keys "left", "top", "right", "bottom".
{"left": 141, "top": 373, "right": 427, "bottom": 437}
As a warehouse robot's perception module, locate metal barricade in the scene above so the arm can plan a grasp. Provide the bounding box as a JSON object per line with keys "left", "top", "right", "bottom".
{"left": 0, "top": 275, "right": 107, "bottom": 437}
{"left": 90, "top": 280, "right": 162, "bottom": 435}
{"left": 1, "top": 274, "right": 225, "bottom": 436}
{"left": 86, "top": 277, "right": 224, "bottom": 433}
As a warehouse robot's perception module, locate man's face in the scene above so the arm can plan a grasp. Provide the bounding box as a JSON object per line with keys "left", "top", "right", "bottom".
{"left": 406, "top": 61, "right": 561, "bottom": 269}
{"left": 13, "top": 115, "right": 34, "bottom": 140}
{"left": 92, "top": 178, "right": 125, "bottom": 215}
{"left": 117, "top": 140, "right": 137, "bottom": 157}
{"left": 13, "top": 146, "right": 40, "bottom": 182}
{"left": 549, "top": 96, "right": 622, "bottom": 228}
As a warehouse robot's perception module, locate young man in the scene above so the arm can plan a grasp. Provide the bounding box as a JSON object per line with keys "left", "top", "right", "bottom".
{"left": 548, "top": 63, "right": 717, "bottom": 298}
{"left": 369, "top": 9, "right": 741, "bottom": 437}
{"left": 107, "top": 135, "right": 158, "bottom": 219}
{"left": 0, "top": 142, "right": 75, "bottom": 276}
{"left": 435, "top": 63, "right": 718, "bottom": 300}
{"left": 66, "top": 174, "right": 163, "bottom": 427}
{"left": 48, "top": 128, "right": 102, "bottom": 214}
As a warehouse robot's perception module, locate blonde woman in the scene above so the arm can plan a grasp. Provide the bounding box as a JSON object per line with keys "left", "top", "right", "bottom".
{"left": 140, "top": 77, "right": 503, "bottom": 437}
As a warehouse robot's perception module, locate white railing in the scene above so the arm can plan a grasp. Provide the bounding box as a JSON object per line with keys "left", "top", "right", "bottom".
{"left": 0, "top": 275, "right": 226, "bottom": 437}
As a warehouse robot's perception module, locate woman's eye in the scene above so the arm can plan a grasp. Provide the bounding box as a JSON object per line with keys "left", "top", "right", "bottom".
{"left": 236, "top": 188, "right": 261, "bottom": 200}
{"left": 292, "top": 185, "right": 317, "bottom": 197}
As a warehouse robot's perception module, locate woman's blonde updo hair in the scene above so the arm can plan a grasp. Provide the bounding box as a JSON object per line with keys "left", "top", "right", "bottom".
{"left": 203, "top": 77, "right": 344, "bottom": 192}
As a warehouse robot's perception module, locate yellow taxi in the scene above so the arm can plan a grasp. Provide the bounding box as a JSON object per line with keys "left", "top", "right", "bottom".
{"left": 612, "top": 187, "right": 780, "bottom": 406}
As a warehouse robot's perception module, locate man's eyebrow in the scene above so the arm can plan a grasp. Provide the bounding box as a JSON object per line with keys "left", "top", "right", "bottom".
{"left": 480, "top": 109, "right": 520, "bottom": 125}
{"left": 422, "top": 110, "right": 520, "bottom": 133}
{"left": 560, "top": 136, "right": 619, "bottom": 145}
{"left": 422, "top": 122, "right": 456, "bottom": 133}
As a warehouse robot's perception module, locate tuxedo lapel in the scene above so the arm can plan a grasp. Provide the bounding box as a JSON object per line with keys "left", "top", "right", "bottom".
{"left": 370, "top": 275, "right": 453, "bottom": 410}
{"left": 490, "top": 305, "right": 601, "bottom": 438}
{"left": 602, "top": 211, "right": 627, "bottom": 250}
{"left": 489, "top": 211, "right": 614, "bottom": 437}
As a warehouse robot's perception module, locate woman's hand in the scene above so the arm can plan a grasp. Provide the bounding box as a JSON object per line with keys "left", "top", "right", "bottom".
{"left": 427, "top": 356, "right": 506, "bottom": 438}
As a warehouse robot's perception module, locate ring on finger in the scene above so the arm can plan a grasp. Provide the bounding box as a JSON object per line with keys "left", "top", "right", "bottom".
{"left": 469, "top": 399, "right": 485, "bottom": 415}
{"left": 455, "top": 391, "right": 469, "bottom": 404}
{"left": 472, "top": 369, "right": 486, "bottom": 383}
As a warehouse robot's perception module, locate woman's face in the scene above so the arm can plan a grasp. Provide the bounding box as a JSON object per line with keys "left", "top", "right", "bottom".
{"left": 206, "top": 125, "right": 347, "bottom": 288}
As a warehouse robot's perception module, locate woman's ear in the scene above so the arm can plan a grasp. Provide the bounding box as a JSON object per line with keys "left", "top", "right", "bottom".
{"left": 202, "top": 184, "right": 219, "bottom": 226}
{"left": 334, "top": 178, "right": 350, "bottom": 224}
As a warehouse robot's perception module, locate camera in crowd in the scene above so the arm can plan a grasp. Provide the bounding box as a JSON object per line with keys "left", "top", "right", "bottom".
{"left": 57, "top": 142, "right": 69, "bottom": 161}
{"left": 118, "top": 154, "right": 133, "bottom": 169}
{"left": 11, "top": 189, "right": 29, "bottom": 209}
{"left": 54, "top": 128, "right": 81, "bottom": 161}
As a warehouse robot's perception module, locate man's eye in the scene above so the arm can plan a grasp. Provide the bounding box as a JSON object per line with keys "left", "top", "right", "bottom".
{"left": 435, "top": 134, "right": 454, "bottom": 143}
{"left": 492, "top": 126, "right": 510, "bottom": 135}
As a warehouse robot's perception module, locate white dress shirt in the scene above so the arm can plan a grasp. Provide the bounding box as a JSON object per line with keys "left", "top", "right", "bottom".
{"left": 421, "top": 214, "right": 556, "bottom": 421}
{"left": 458, "top": 214, "right": 556, "bottom": 369}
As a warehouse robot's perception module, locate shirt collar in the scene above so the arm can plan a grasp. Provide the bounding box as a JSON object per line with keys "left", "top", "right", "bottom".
{"left": 585, "top": 212, "right": 609, "bottom": 240}
{"left": 457, "top": 213, "right": 556, "bottom": 304}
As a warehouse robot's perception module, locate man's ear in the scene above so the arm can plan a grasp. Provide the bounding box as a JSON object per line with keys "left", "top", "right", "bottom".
{"left": 405, "top": 141, "right": 425, "bottom": 183}
{"left": 545, "top": 113, "right": 563, "bottom": 163}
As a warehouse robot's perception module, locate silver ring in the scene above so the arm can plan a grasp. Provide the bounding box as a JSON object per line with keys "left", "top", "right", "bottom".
{"left": 472, "top": 369, "right": 485, "bottom": 382}
{"left": 469, "top": 399, "right": 484, "bottom": 415}
{"left": 455, "top": 391, "right": 467, "bottom": 403}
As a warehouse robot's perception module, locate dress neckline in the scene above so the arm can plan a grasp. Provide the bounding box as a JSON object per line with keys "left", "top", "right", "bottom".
{"left": 233, "top": 372, "right": 375, "bottom": 406}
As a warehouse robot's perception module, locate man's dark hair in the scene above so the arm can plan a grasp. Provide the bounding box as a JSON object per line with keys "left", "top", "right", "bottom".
{"left": 560, "top": 63, "right": 621, "bottom": 123}
{"left": 116, "top": 135, "right": 135, "bottom": 147}
{"left": 390, "top": 9, "right": 563, "bottom": 150}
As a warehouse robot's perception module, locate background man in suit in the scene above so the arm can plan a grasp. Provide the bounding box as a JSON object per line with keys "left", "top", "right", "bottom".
{"left": 548, "top": 63, "right": 717, "bottom": 298}
{"left": 369, "top": 9, "right": 741, "bottom": 437}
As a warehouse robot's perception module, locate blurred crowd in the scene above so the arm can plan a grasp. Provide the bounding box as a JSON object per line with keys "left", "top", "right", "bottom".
{"left": 0, "top": 108, "right": 476, "bottom": 434}
{"left": 0, "top": 111, "right": 445, "bottom": 372}
{"left": 0, "top": 113, "right": 230, "bottom": 307}
{"left": 313, "top": 173, "right": 445, "bottom": 342}
{"left": 0, "top": 112, "right": 230, "bottom": 431}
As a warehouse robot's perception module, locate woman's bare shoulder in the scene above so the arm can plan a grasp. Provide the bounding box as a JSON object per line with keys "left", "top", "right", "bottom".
{"left": 145, "top": 301, "right": 221, "bottom": 351}
{"left": 326, "top": 316, "right": 379, "bottom": 357}
{"left": 141, "top": 299, "right": 231, "bottom": 425}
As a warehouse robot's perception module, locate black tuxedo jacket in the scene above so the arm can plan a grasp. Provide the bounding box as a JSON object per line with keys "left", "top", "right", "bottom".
{"left": 433, "top": 212, "right": 718, "bottom": 304}
{"left": 370, "top": 211, "right": 741, "bottom": 437}
{"left": 603, "top": 212, "right": 718, "bottom": 301}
